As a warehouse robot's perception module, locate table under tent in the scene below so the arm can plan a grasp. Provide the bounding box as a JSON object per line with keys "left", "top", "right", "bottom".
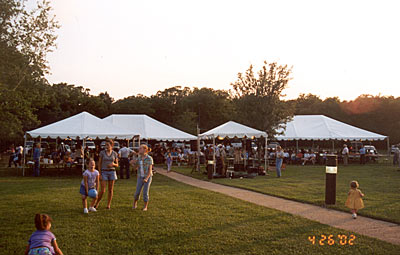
{"left": 199, "top": 121, "right": 268, "bottom": 179}
{"left": 274, "top": 115, "right": 388, "bottom": 163}
{"left": 25, "top": 112, "right": 135, "bottom": 176}
{"left": 103, "top": 114, "right": 197, "bottom": 164}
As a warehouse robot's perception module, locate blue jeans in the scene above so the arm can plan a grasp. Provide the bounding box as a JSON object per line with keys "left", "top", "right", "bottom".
{"left": 276, "top": 158, "right": 283, "bottom": 177}
{"left": 134, "top": 176, "right": 152, "bottom": 202}
{"left": 34, "top": 160, "right": 40, "bottom": 177}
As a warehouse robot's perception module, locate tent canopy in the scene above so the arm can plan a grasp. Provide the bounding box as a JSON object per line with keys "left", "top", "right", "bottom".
{"left": 275, "top": 115, "right": 387, "bottom": 141}
{"left": 27, "top": 112, "right": 134, "bottom": 139}
{"left": 199, "top": 121, "right": 267, "bottom": 139}
{"left": 103, "top": 114, "right": 196, "bottom": 141}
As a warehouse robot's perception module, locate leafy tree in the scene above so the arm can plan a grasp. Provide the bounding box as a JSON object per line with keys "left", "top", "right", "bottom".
{"left": 111, "top": 94, "right": 154, "bottom": 116}
{"left": 231, "top": 61, "right": 294, "bottom": 136}
{"left": 174, "top": 110, "right": 197, "bottom": 134}
{"left": 1, "top": 0, "right": 59, "bottom": 90}
{"left": 0, "top": 0, "right": 58, "bottom": 147}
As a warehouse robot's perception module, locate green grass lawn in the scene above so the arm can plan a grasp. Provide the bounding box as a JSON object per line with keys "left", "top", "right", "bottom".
{"left": 172, "top": 163, "right": 400, "bottom": 224}
{"left": 0, "top": 168, "right": 399, "bottom": 254}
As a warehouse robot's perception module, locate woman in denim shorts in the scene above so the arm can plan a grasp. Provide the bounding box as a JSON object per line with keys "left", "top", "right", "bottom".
{"left": 94, "top": 139, "right": 119, "bottom": 209}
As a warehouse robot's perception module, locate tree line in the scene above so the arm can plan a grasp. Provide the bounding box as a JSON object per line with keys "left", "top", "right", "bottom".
{"left": 1, "top": 0, "right": 399, "bottom": 150}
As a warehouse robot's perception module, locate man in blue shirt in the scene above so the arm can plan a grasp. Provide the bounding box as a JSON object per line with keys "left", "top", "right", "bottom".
{"left": 33, "top": 143, "right": 41, "bottom": 177}
{"left": 359, "top": 146, "right": 366, "bottom": 165}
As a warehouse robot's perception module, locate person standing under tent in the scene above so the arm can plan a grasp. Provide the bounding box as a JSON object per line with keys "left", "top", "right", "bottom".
{"left": 359, "top": 145, "right": 366, "bottom": 165}
{"left": 342, "top": 144, "right": 349, "bottom": 166}
{"left": 75, "top": 144, "right": 84, "bottom": 168}
{"left": 119, "top": 142, "right": 133, "bottom": 179}
{"left": 220, "top": 145, "right": 227, "bottom": 176}
{"left": 94, "top": 139, "right": 119, "bottom": 210}
{"left": 33, "top": 143, "right": 41, "bottom": 177}
{"left": 275, "top": 146, "right": 284, "bottom": 178}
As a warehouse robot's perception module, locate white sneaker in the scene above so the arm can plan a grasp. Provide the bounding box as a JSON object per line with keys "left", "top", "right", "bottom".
{"left": 89, "top": 207, "right": 97, "bottom": 212}
{"left": 83, "top": 208, "right": 89, "bottom": 214}
{"left": 352, "top": 213, "right": 357, "bottom": 219}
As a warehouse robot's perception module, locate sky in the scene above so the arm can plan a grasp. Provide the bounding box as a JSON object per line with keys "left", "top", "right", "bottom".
{"left": 45, "top": 0, "right": 400, "bottom": 101}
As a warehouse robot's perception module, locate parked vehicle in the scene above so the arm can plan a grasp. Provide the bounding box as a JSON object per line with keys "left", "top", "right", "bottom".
{"left": 231, "top": 138, "right": 242, "bottom": 148}
{"left": 391, "top": 144, "right": 400, "bottom": 154}
{"left": 85, "top": 141, "right": 96, "bottom": 150}
{"left": 129, "top": 141, "right": 148, "bottom": 150}
{"left": 24, "top": 141, "right": 34, "bottom": 155}
{"left": 364, "top": 145, "right": 378, "bottom": 155}
{"left": 267, "top": 142, "right": 280, "bottom": 150}
{"left": 113, "top": 141, "right": 120, "bottom": 151}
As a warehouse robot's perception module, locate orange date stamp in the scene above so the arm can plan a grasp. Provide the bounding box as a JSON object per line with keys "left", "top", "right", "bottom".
{"left": 308, "top": 234, "right": 356, "bottom": 246}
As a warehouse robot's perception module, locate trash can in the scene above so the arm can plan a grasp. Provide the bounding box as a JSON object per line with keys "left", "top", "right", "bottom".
{"left": 325, "top": 154, "right": 337, "bottom": 205}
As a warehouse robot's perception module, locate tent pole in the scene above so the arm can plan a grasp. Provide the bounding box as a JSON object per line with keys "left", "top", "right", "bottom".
{"left": 82, "top": 138, "right": 85, "bottom": 172}
{"left": 213, "top": 135, "right": 216, "bottom": 175}
{"left": 264, "top": 136, "right": 267, "bottom": 173}
{"left": 197, "top": 124, "right": 200, "bottom": 172}
{"left": 387, "top": 137, "right": 390, "bottom": 157}
{"left": 332, "top": 140, "right": 335, "bottom": 153}
{"left": 23, "top": 133, "right": 26, "bottom": 176}
{"left": 296, "top": 140, "right": 298, "bottom": 152}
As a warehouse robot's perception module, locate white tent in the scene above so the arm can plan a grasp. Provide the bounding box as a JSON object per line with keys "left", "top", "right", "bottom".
{"left": 103, "top": 114, "right": 197, "bottom": 141}
{"left": 199, "top": 121, "right": 268, "bottom": 174}
{"left": 25, "top": 112, "right": 135, "bottom": 175}
{"left": 275, "top": 115, "right": 387, "bottom": 141}
{"left": 199, "top": 121, "right": 267, "bottom": 139}
{"left": 27, "top": 112, "right": 134, "bottom": 139}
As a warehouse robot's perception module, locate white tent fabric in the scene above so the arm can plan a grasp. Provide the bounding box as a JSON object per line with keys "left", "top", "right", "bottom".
{"left": 103, "top": 114, "right": 196, "bottom": 141}
{"left": 199, "top": 121, "right": 267, "bottom": 139}
{"left": 275, "top": 115, "right": 387, "bottom": 141}
{"left": 27, "top": 112, "right": 134, "bottom": 139}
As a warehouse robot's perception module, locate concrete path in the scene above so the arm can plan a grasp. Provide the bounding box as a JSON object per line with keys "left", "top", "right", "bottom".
{"left": 155, "top": 167, "right": 400, "bottom": 246}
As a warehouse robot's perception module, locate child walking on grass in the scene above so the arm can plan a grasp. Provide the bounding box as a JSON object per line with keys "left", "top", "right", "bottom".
{"left": 25, "top": 214, "right": 63, "bottom": 255}
{"left": 79, "top": 158, "right": 99, "bottom": 214}
{"left": 345, "top": 180, "right": 365, "bottom": 219}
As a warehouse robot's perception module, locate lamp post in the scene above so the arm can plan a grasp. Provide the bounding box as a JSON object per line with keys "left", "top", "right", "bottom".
{"left": 325, "top": 154, "right": 337, "bottom": 205}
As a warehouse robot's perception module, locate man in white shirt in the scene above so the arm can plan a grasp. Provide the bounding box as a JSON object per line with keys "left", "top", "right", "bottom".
{"left": 118, "top": 142, "right": 133, "bottom": 179}
{"left": 342, "top": 144, "right": 349, "bottom": 166}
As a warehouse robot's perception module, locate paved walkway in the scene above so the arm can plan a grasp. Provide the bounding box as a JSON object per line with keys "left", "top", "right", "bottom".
{"left": 155, "top": 167, "right": 400, "bottom": 245}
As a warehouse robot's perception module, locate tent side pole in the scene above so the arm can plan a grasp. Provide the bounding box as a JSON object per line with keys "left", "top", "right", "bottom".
{"left": 296, "top": 140, "right": 298, "bottom": 152}
{"left": 264, "top": 136, "right": 267, "bottom": 173}
{"left": 213, "top": 135, "right": 216, "bottom": 175}
{"left": 197, "top": 124, "right": 200, "bottom": 172}
{"left": 387, "top": 137, "right": 390, "bottom": 157}
{"left": 82, "top": 138, "right": 85, "bottom": 172}
{"left": 332, "top": 140, "right": 335, "bottom": 153}
{"left": 23, "top": 133, "right": 27, "bottom": 176}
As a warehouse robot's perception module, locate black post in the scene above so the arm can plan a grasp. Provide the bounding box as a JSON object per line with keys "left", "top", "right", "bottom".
{"left": 325, "top": 154, "right": 337, "bottom": 205}
{"left": 207, "top": 160, "right": 214, "bottom": 180}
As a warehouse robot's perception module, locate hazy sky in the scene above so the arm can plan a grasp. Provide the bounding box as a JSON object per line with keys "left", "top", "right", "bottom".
{"left": 46, "top": 0, "right": 400, "bottom": 101}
